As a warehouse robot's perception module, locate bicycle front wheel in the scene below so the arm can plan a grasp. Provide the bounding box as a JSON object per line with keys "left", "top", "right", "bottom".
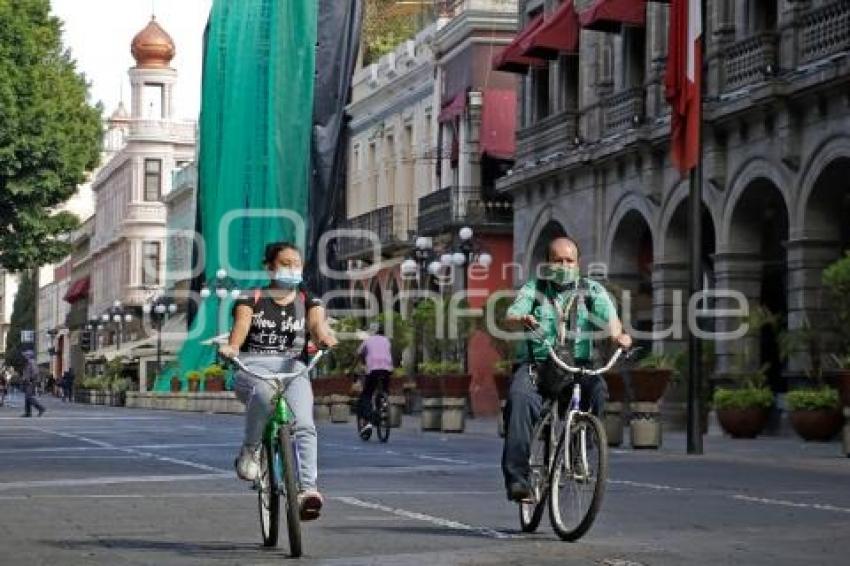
{"left": 519, "top": 417, "right": 552, "bottom": 533}
{"left": 376, "top": 392, "right": 391, "bottom": 443}
{"left": 258, "top": 439, "right": 279, "bottom": 547}
{"left": 549, "top": 413, "right": 608, "bottom": 542}
{"left": 279, "top": 425, "right": 303, "bottom": 557}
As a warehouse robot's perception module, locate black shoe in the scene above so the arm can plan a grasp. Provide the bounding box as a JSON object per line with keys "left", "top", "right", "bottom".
{"left": 38, "top": 409, "right": 45, "bottom": 417}
{"left": 507, "top": 482, "right": 531, "bottom": 502}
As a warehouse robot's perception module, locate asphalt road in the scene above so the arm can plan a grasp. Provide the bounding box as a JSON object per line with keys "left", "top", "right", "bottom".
{"left": 0, "top": 395, "right": 848, "bottom": 565}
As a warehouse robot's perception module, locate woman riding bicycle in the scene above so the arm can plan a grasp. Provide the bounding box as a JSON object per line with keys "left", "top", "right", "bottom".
{"left": 218, "top": 241, "right": 337, "bottom": 521}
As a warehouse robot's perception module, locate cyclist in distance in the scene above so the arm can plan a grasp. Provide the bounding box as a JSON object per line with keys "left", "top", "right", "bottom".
{"left": 501, "top": 236, "right": 632, "bottom": 503}
{"left": 355, "top": 323, "right": 394, "bottom": 437}
{"left": 218, "top": 241, "right": 337, "bottom": 520}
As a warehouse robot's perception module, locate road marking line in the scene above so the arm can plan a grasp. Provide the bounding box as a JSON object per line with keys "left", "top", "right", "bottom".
{"left": 332, "top": 496, "right": 520, "bottom": 540}
{"left": 0, "top": 442, "right": 235, "bottom": 454}
{"left": 416, "top": 455, "right": 470, "bottom": 465}
{"left": 731, "top": 495, "right": 850, "bottom": 514}
{"left": 0, "top": 473, "right": 231, "bottom": 491}
{"left": 0, "top": 416, "right": 161, "bottom": 421}
{"left": 0, "top": 491, "right": 246, "bottom": 501}
{"left": 32, "top": 427, "right": 231, "bottom": 474}
{"left": 608, "top": 479, "right": 692, "bottom": 492}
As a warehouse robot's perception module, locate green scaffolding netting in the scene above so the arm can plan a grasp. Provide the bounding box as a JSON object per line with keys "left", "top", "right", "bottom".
{"left": 154, "top": 0, "right": 317, "bottom": 391}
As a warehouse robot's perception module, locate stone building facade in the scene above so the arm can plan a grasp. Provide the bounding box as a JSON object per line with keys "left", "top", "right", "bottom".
{"left": 497, "top": 0, "right": 850, "bottom": 415}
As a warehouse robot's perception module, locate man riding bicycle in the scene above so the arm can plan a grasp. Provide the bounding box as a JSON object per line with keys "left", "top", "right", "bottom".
{"left": 218, "top": 241, "right": 337, "bottom": 521}
{"left": 502, "top": 237, "right": 631, "bottom": 502}
{"left": 355, "top": 323, "right": 393, "bottom": 437}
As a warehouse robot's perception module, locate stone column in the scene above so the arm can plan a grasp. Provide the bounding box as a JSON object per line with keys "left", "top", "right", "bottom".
{"left": 651, "top": 259, "right": 689, "bottom": 355}
{"left": 712, "top": 251, "right": 764, "bottom": 379}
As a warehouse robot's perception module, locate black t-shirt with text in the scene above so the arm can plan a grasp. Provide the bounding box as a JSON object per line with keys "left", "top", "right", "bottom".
{"left": 233, "top": 287, "right": 322, "bottom": 356}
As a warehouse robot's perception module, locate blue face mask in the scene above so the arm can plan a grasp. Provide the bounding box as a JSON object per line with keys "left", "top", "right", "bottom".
{"left": 274, "top": 268, "right": 302, "bottom": 289}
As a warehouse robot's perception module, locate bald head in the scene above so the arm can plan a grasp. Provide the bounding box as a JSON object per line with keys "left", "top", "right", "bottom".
{"left": 548, "top": 237, "right": 580, "bottom": 266}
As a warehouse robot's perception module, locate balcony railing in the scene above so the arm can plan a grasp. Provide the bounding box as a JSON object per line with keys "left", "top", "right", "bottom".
{"left": 125, "top": 203, "right": 167, "bottom": 224}
{"left": 337, "top": 204, "right": 415, "bottom": 260}
{"left": 516, "top": 109, "right": 579, "bottom": 164}
{"left": 417, "top": 186, "right": 512, "bottom": 236}
{"left": 798, "top": 0, "right": 850, "bottom": 66}
{"left": 603, "top": 88, "right": 645, "bottom": 136}
{"left": 723, "top": 32, "right": 778, "bottom": 92}
{"left": 129, "top": 120, "right": 196, "bottom": 142}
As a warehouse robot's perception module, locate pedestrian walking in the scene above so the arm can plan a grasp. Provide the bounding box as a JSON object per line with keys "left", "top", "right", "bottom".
{"left": 21, "top": 351, "right": 45, "bottom": 418}
{"left": 62, "top": 368, "right": 75, "bottom": 402}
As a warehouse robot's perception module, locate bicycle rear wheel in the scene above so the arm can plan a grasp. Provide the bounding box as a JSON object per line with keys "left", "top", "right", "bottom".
{"left": 375, "top": 392, "right": 391, "bottom": 443}
{"left": 519, "top": 415, "right": 552, "bottom": 533}
{"left": 549, "top": 413, "right": 608, "bottom": 541}
{"left": 279, "top": 425, "right": 303, "bottom": 557}
{"left": 258, "top": 440, "right": 279, "bottom": 547}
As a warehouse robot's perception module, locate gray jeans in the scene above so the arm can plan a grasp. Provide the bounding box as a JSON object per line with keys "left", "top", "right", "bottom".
{"left": 234, "top": 355, "right": 317, "bottom": 490}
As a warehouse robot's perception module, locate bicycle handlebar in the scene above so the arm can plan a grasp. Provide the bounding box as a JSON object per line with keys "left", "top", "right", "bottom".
{"left": 201, "top": 334, "right": 328, "bottom": 383}
{"left": 524, "top": 326, "right": 636, "bottom": 376}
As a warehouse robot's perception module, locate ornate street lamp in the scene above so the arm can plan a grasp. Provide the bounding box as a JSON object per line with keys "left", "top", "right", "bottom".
{"left": 200, "top": 268, "right": 240, "bottom": 336}
{"left": 143, "top": 295, "right": 178, "bottom": 374}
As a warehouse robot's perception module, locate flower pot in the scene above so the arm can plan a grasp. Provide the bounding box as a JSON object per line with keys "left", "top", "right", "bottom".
{"left": 388, "top": 377, "right": 405, "bottom": 396}
{"left": 415, "top": 375, "right": 442, "bottom": 399}
{"left": 604, "top": 372, "right": 626, "bottom": 403}
{"left": 187, "top": 380, "right": 200, "bottom": 393}
{"left": 440, "top": 374, "right": 471, "bottom": 398}
{"left": 416, "top": 375, "right": 443, "bottom": 431}
{"left": 170, "top": 377, "right": 181, "bottom": 393}
{"left": 629, "top": 369, "right": 672, "bottom": 403}
{"left": 605, "top": 402, "right": 624, "bottom": 447}
{"left": 717, "top": 407, "right": 770, "bottom": 439}
{"left": 440, "top": 374, "right": 471, "bottom": 433}
{"left": 205, "top": 376, "right": 225, "bottom": 392}
{"left": 789, "top": 408, "right": 843, "bottom": 441}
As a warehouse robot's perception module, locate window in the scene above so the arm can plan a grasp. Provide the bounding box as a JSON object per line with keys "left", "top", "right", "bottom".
{"left": 142, "top": 241, "right": 161, "bottom": 286}
{"left": 533, "top": 65, "right": 551, "bottom": 121}
{"left": 622, "top": 27, "right": 646, "bottom": 90}
{"left": 559, "top": 56, "right": 580, "bottom": 111}
{"left": 142, "top": 84, "right": 164, "bottom": 119}
{"left": 144, "top": 159, "right": 162, "bottom": 201}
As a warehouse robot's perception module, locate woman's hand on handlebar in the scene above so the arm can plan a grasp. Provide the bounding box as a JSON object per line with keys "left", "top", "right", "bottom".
{"left": 218, "top": 344, "right": 239, "bottom": 359}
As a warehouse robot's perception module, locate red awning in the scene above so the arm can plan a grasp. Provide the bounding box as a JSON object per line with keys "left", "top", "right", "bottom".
{"left": 63, "top": 277, "right": 90, "bottom": 304}
{"left": 579, "top": 0, "right": 646, "bottom": 33}
{"left": 480, "top": 90, "right": 517, "bottom": 160}
{"left": 520, "top": 1, "right": 580, "bottom": 59}
{"left": 492, "top": 14, "right": 546, "bottom": 74}
{"left": 438, "top": 91, "right": 467, "bottom": 123}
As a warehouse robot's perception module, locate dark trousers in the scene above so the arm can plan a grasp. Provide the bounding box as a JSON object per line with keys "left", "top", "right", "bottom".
{"left": 24, "top": 393, "right": 45, "bottom": 416}
{"left": 501, "top": 363, "right": 607, "bottom": 491}
{"left": 358, "top": 370, "right": 391, "bottom": 421}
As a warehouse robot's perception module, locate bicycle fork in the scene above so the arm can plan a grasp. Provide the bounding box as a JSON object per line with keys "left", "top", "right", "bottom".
{"left": 563, "top": 384, "right": 589, "bottom": 481}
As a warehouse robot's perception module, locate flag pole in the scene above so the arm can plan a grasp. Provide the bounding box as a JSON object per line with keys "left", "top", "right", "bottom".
{"left": 686, "top": 0, "right": 707, "bottom": 455}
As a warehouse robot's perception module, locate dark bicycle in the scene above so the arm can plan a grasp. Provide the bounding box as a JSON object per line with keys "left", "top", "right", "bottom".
{"left": 355, "top": 374, "right": 391, "bottom": 443}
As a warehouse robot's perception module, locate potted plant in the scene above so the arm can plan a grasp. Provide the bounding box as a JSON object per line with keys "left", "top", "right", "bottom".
{"left": 786, "top": 388, "right": 842, "bottom": 441}
{"left": 713, "top": 366, "right": 773, "bottom": 438}
{"left": 318, "top": 317, "right": 362, "bottom": 423}
{"left": 186, "top": 370, "right": 202, "bottom": 393}
{"left": 203, "top": 364, "right": 226, "bottom": 392}
{"left": 417, "top": 360, "right": 469, "bottom": 432}
{"left": 109, "top": 377, "right": 130, "bottom": 406}
{"left": 631, "top": 352, "right": 681, "bottom": 402}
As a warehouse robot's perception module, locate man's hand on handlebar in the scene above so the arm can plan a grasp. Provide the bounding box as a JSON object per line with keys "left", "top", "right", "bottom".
{"left": 615, "top": 333, "right": 633, "bottom": 350}
{"left": 520, "top": 315, "right": 539, "bottom": 329}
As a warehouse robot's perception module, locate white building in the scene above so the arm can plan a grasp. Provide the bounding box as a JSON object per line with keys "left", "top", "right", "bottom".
{"left": 89, "top": 17, "right": 196, "bottom": 338}
{"left": 0, "top": 270, "right": 19, "bottom": 361}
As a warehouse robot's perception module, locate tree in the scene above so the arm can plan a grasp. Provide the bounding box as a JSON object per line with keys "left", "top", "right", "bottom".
{"left": 0, "top": 0, "right": 102, "bottom": 271}
{"left": 362, "top": 0, "right": 424, "bottom": 65}
{"left": 4, "top": 269, "right": 34, "bottom": 372}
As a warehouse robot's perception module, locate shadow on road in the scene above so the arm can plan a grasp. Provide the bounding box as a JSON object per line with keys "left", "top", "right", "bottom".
{"left": 42, "top": 538, "right": 299, "bottom": 560}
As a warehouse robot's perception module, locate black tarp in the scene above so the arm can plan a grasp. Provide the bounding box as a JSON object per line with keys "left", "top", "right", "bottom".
{"left": 305, "top": 0, "right": 364, "bottom": 295}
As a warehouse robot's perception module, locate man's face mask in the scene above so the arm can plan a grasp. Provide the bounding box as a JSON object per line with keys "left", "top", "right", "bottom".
{"left": 545, "top": 264, "right": 579, "bottom": 287}
{"left": 274, "top": 268, "right": 303, "bottom": 289}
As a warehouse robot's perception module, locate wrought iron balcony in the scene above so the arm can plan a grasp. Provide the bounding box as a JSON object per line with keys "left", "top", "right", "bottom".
{"left": 417, "top": 186, "right": 513, "bottom": 236}
{"left": 723, "top": 32, "right": 778, "bottom": 92}
{"left": 798, "top": 0, "right": 850, "bottom": 66}
{"left": 603, "top": 88, "right": 645, "bottom": 136}
{"left": 337, "top": 204, "right": 415, "bottom": 260}
{"left": 516, "top": 109, "right": 579, "bottom": 164}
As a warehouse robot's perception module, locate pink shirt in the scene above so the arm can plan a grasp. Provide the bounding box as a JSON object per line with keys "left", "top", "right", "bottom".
{"left": 359, "top": 335, "right": 394, "bottom": 373}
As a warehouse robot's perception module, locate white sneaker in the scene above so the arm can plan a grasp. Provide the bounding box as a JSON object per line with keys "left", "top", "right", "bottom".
{"left": 235, "top": 444, "right": 261, "bottom": 481}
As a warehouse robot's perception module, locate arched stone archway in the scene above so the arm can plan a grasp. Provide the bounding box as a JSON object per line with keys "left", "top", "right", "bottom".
{"left": 608, "top": 210, "right": 654, "bottom": 335}
{"left": 788, "top": 157, "right": 850, "bottom": 369}
{"left": 528, "top": 220, "right": 568, "bottom": 280}
{"left": 717, "top": 178, "right": 789, "bottom": 392}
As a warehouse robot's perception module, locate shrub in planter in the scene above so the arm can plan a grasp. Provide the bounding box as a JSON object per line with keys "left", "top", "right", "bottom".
{"left": 631, "top": 353, "right": 681, "bottom": 402}
{"left": 186, "top": 371, "right": 203, "bottom": 393}
{"left": 713, "top": 386, "right": 773, "bottom": 438}
{"left": 203, "top": 364, "right": 226, "bottom": 392}
{"left": 787, "top": 388, "right": 843, "bottom": 441}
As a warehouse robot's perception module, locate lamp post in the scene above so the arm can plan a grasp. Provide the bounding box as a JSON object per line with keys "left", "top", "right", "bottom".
{"left": 104, "top": 301, "right": 132, "bottom": 352}
{"left": 200, "top": 269, "right": 241, "bottom": 337}
{"left": 143, "top": 296, "right": 178, "bottom": 374}
{"left": 87, "top": 319, "right": 104, "bottom": 351}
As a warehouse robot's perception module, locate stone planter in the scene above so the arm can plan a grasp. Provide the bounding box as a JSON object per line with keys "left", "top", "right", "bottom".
{"left": 630, "top": 369, "right": 672, "bottom": 403}
{"left": 170, "top": 377, "right": 182, "bottom": 393}
{"left": 789, "top": 408, "right": 843, "bottom": 441}
{"left": 630, "top": 402, "right": 662, "bottom": 449}
{"left": 605, "top": 401, "right": 624, "bottom": 447}
{"left": 416, "top": 375, "right": 442, "bottom": 431}
{"left": 205, "top": 376, "right": 225, "bottom": 392}
{"left": 323, "top": 375, "right": 352, "bottom": 423}
{"left": 388, "top": 396, "right": 404, "bottom": 428}
{"left": 717, "top": 407, "right": 770, "bottom": 439}
{"left": 440, "top": 374, "right": 472, "bottom": 433}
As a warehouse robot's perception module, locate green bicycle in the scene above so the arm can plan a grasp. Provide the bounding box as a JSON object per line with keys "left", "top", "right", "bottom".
{"left": 208, "top": 337, "right": 326, "bottom": 557}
